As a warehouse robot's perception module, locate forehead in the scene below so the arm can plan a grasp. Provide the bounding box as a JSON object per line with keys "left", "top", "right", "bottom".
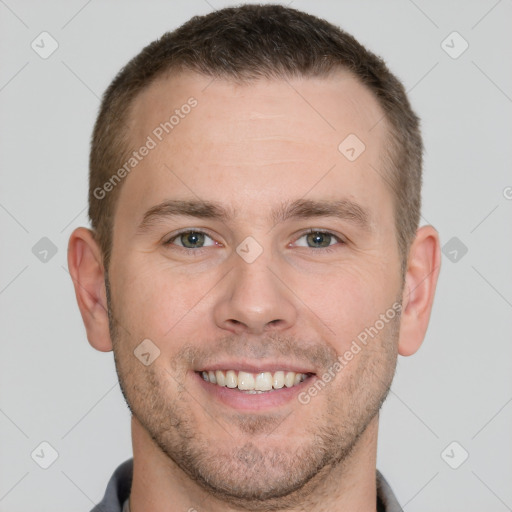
{"left": 117, "top": 70, "right": 392, "bottom": 228}
{"left": 129, "top": 69, "right": 387, "bottom": 149}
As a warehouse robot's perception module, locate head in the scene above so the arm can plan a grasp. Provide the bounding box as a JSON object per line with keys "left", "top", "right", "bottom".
{"left": 89, "top": 4, "right": 423, "bottom": 275}
{"left": 69, "top": 4, "right": 440, "bottom": 508}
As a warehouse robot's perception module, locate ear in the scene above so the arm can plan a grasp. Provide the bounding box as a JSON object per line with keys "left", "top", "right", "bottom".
{"left": 398, "top": 225, "right": 441, "bottom": 356}
{"left": 67, "top": 227, "right": 113, "bottom": 352}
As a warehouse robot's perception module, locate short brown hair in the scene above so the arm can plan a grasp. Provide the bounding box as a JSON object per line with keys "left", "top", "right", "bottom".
{"left": 89, "top": 4, "right": 422, "bottom": 273}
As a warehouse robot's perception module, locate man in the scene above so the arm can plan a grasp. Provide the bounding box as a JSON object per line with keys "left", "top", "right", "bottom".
{"left": 68, "top": 4, "right": 440, "bottom": 511}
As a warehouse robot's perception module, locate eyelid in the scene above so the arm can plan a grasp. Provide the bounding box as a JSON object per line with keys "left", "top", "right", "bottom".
{"left": 292, "top": 228, "right": 346, "bottom": 246}
{"left": 163, "top": 228, "right": 221, "bottom": 247}
{"left": 162, "top": 228, "right": 346, "bottom": 249}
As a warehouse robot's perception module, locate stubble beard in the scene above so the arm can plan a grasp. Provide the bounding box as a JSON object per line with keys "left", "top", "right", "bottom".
{"left": 105, "top": 272, "right": 400, "bottom": 510}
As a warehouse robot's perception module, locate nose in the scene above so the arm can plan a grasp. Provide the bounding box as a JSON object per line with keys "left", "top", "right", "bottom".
{"left": 213, "top": 254, "right": 297, "bottom": 335}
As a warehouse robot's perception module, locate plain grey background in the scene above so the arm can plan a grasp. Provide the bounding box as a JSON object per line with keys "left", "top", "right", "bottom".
{"left": 1, "top": 1, "right": 511, "bottom": 511}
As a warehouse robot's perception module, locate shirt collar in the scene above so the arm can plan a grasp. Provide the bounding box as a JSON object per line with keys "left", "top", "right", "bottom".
{"left": 92, "top": 459, "right": 403, "bottom": 512}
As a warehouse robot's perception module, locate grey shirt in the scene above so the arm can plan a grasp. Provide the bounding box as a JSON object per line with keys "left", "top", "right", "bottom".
{"left": 91, "top": 458, "right": 403, "bottom": 512}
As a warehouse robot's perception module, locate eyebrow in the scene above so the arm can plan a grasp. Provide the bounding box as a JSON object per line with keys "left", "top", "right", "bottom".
{"left": 136, "top": 198, "right": 372, "bottom": 234}
{"left": 271, "top": 199, "right": 371, "bottom": 230}
{"left": 136, "top": 199, "right": 232, "bottom": 234}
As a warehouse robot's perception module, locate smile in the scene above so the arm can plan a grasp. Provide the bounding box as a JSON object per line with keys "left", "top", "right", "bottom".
{"left": 197, "top": 370, "right": 310, "bottom": 393}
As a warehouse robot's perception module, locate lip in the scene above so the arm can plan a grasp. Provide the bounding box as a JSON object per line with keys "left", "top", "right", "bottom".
{"left": 195, "top": 359, "right": 316, "bottom": 374}
{"left": 192, "top": 370, "right": 316, "bottom": 411}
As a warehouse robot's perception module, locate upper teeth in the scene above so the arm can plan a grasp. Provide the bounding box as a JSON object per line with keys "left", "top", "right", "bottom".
{"left": 201, "top": 370, "right": 307, "bottom": 391}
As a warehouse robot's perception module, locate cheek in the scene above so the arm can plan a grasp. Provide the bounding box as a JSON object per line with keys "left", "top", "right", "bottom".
{"left": 293, "top": 265, "right": 391, "bottom": 347}
{"left": 113, "top": 262, "right": 217, "bottom": 343}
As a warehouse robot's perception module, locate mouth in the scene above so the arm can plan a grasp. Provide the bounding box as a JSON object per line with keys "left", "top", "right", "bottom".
{"left": 196, "top": 369, "right": 313, "bottom": 394}
{"left": 192, "top": 361, "right": 317, "bottom": 411}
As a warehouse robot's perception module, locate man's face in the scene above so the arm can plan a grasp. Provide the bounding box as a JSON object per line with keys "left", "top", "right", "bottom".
{"left": 106, "top": 70, "right": 403, "bottom": 505}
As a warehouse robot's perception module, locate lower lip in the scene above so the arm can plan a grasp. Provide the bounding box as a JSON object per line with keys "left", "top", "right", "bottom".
{"left": 193, "top": 371, "right": 315, "bottom": 411}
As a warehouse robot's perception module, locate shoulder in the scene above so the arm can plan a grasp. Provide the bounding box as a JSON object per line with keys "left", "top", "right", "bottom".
{"left": 376, "top": 470, "right": 403, "bottom": 512}
{"left": 90, "top": 458, "right": 133, "bottom": 512}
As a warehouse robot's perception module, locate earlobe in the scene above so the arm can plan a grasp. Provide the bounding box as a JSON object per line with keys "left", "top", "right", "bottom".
{"left": 398, "top": 225, "right": 441, "bottom": 356}
{"left": 67, "top": 227, "right": 113, "bottom": 352}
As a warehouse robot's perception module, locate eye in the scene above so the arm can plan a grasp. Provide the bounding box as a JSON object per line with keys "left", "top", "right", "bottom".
{"left": 165, "top": 231, "right": 217, "bottom": 249}
{"left": 294, "top": 230, "right": 343, "bottom": 249}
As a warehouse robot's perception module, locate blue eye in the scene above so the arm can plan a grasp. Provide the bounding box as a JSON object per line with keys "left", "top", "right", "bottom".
{"left": 166, "top": 231, "right": 216, "bottom": 249}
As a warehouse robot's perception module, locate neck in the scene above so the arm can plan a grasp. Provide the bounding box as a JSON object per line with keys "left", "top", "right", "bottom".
{"left": 128, "top": 414, "right": 380, "bottom": 512}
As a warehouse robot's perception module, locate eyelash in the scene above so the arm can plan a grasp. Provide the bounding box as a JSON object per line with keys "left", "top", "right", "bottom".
{"left": 163, "top": 228, "right": 345, "bottom": 252}
{"left": 163, "top": 229, "right": 219, "bottom": 250}
{"left": 297, "top": 229, "right": 346, "bottom": 253}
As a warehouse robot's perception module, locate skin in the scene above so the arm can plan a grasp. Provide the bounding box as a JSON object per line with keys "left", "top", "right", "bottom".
{"left": 68, "top": 70, "right": 440, "bottom": 512}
